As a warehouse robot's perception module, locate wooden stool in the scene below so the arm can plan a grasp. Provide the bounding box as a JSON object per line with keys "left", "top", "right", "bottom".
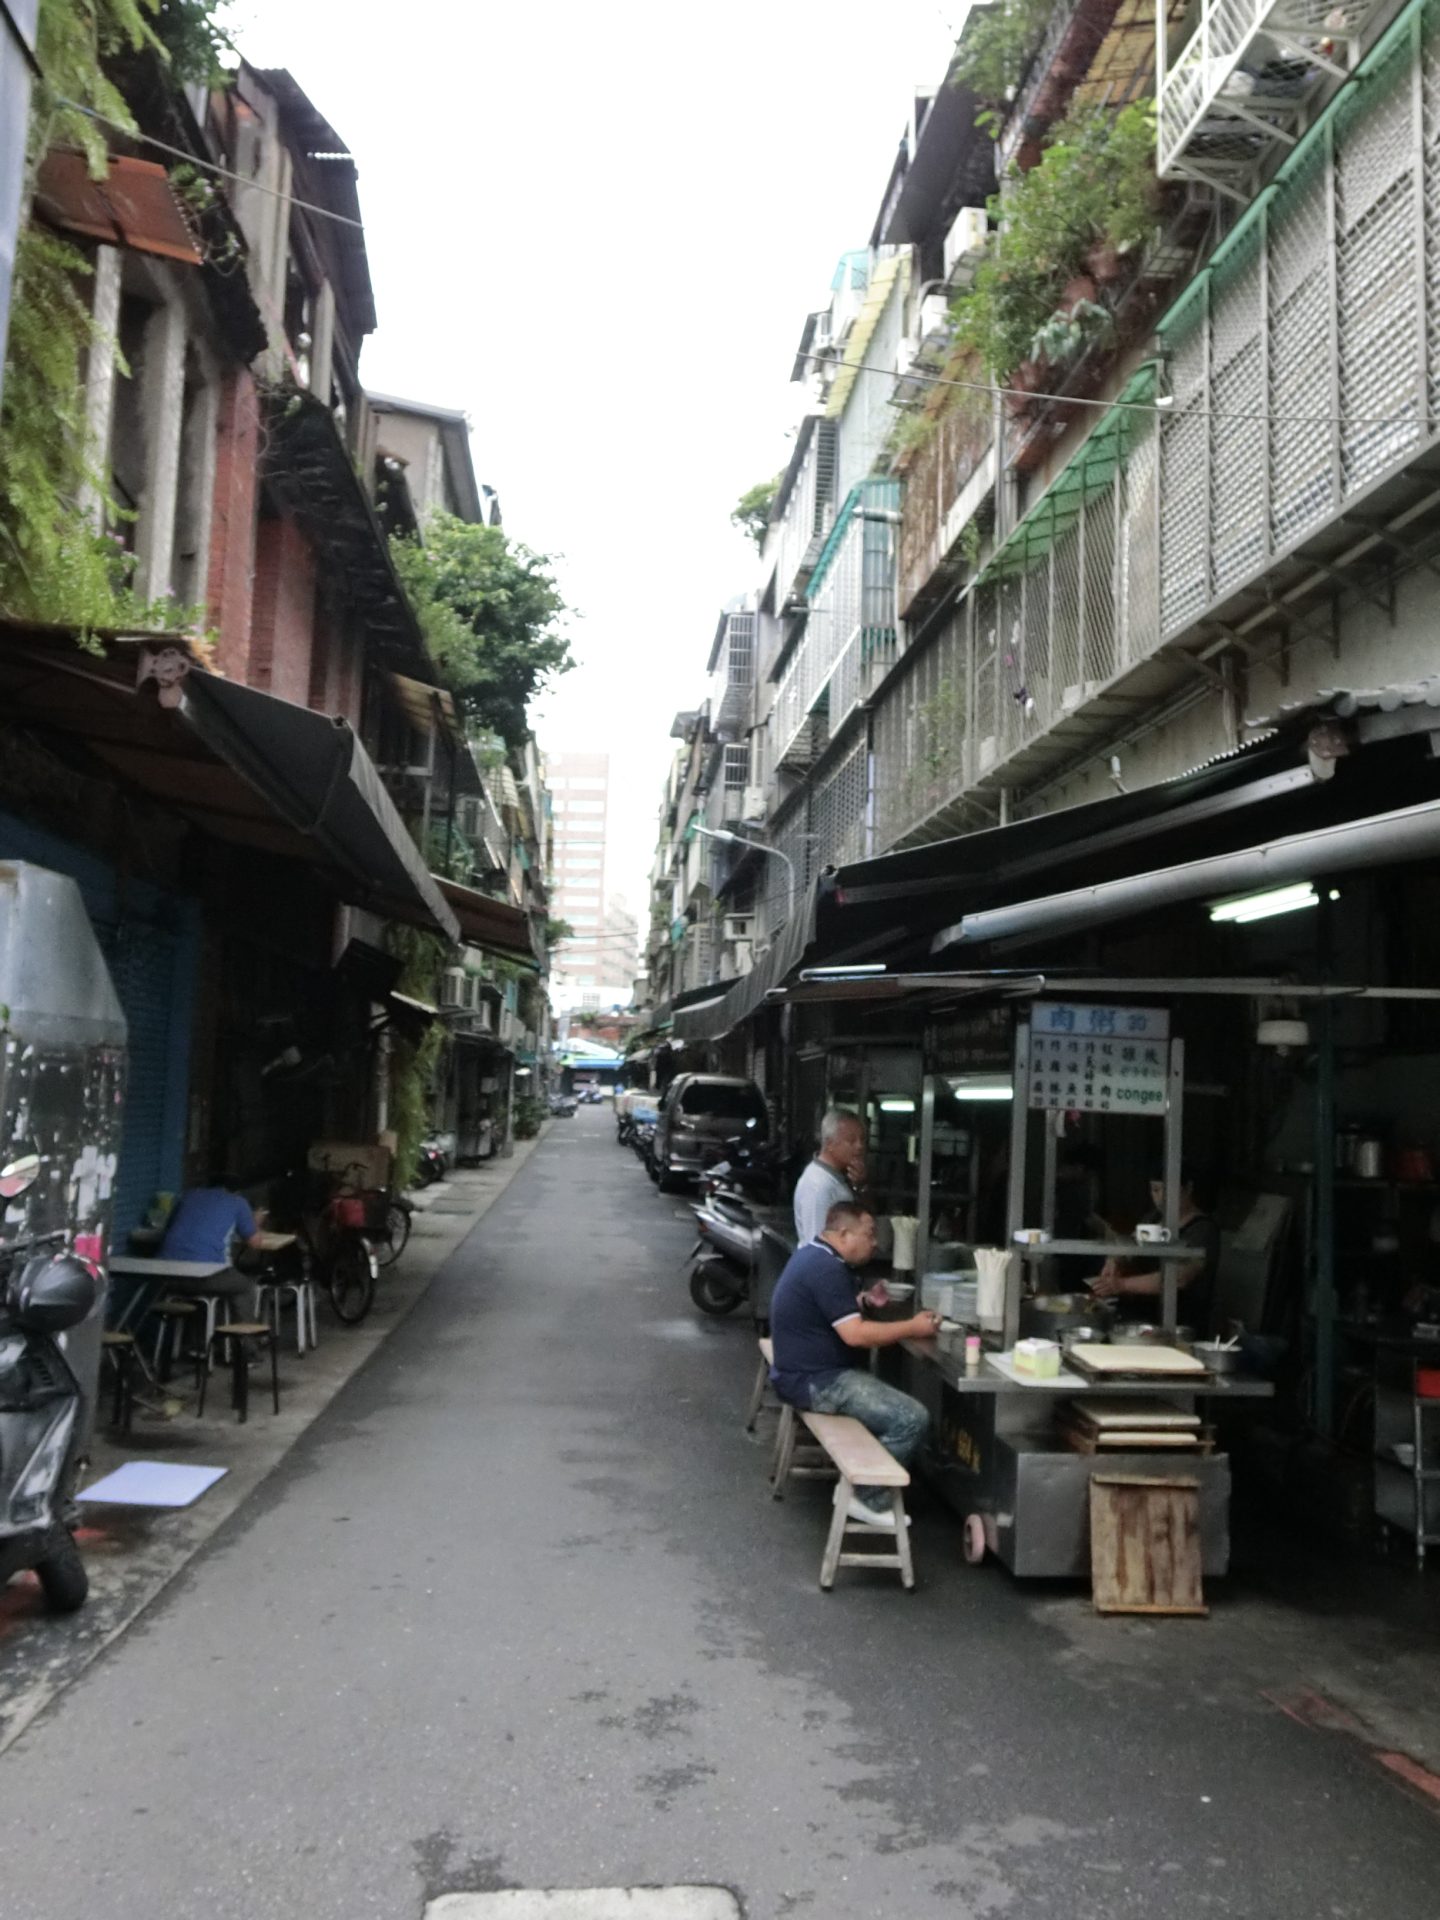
{"left": 744, "top": 1336, "right": 777, "bottom": 1432}
{"left": 150, "top": 1298, "right": 198, "bottom": 1383}
{"left": 101, "top": 1331, "right": 138, "bottom": 1435}
{"left": 801, "top": 1412, "right": 914, "bottom": 1591}
{"left": 197, "top": 1322, "right": 279, "bottom": 1424}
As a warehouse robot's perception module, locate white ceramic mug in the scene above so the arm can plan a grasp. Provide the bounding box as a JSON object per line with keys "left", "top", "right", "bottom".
{"left": 1135, "top": 1222, "right": 1172, "bottom": 1245}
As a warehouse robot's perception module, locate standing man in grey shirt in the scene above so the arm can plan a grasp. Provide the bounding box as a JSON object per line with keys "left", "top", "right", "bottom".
{"left": 793, "top": 1110, "right": 868, "bottom": 1244}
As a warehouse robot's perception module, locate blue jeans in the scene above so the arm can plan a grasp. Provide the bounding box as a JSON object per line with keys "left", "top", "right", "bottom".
{"left": 808, "top": 1369, "right": 930, "bottom": 1511}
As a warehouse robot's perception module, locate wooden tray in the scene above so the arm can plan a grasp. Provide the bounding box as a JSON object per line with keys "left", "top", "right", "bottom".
{"left": 1067, "top": 1344, "right": 1208, "bottom": 1378}
{"left": 1059, "top": 1418, "right": 1213, "bottom": 1456}
{"left": 1067, "top": 1395, "right": 1200, "bottom": 1430}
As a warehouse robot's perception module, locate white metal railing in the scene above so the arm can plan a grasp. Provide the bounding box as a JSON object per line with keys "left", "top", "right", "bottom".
{"left": 1158, "top": 0, "right": 1388, "bottom": 189}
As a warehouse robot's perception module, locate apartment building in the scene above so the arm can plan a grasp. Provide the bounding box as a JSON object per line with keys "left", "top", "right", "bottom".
{"left": 644, "top": 0, "right": 1440, "bottom": 1073}
{"left": 548, "top": 750, "right": 618, "bottom": 1009}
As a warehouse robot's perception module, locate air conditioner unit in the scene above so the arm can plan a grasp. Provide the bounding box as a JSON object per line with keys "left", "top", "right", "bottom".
{"left": 896, "top": 338, "right": 918, "bottom": 379}
{"left": 918, "top": 291, "right": 950, "bottom": 337}
{"left": 943, "top": 205, "right": 989, "bottom": 281}
{"left": 741, "top": 785, "right": 767, "bottom": 822}
{"left": 724, "top": 915, "right": 754, "bottom": 942}
{"left": 732, "top": 940, "right": 753, "bottom": 974}
{"left": 440, "top": 967, "right": 467, "bottom": 1009}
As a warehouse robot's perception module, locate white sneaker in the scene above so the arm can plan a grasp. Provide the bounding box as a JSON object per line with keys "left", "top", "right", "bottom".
{"left": 847, "top": 1496, "right": 910, "bottom": 1529}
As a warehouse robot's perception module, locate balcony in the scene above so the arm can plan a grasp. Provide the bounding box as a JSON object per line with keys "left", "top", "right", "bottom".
{"left": 768, "top": 479, "right": 900, "bottom": 771}
{"left": 1158, "top": 0, "right": 1389, "bottom": 199}
{"left": 873, "top": 1, "right": 1440, "bottom": 848}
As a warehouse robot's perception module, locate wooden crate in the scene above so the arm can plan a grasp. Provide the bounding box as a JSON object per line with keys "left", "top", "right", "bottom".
{"left": 1089, "top": 1474, "right": 1207, "bottom": 1617}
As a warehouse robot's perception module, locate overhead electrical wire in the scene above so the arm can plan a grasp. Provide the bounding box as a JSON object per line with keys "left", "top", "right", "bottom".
{"left": 57, "top": 99, "right": 1439, "bottom": 436}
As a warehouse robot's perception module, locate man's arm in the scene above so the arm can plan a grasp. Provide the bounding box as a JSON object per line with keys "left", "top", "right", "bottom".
{"left": 1093, "top": 1257, "right": 1203, "bottom": 1301}
{"left": 835, "top": 1310, "right": 941, "bottom": 1349}
{"left": 234, "top": 1196, "right": 267, "bottom": 1252}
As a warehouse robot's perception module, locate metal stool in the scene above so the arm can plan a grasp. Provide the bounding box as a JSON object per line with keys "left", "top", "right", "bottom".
{"left": 252, "top": 1274, "right": 318, "bottom": 1355}
{"left": 196, "top": 1322, "right": 279, "bottom": 1424}
{"left": 101, "top": 1331, "right": 138, "bottom": 1435}
{"left": 150, "top": 1298, "right": 198, "bottom": 1382}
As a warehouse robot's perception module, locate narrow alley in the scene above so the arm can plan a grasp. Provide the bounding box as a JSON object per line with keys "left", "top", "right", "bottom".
{"left": 0, "top": 1107, "right": 1435, "bottom": 1920}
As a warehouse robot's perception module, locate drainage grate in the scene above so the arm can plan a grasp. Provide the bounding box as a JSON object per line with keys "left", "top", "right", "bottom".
{"left": 426, "top": 1892, "right": 741, "bottom": 1919}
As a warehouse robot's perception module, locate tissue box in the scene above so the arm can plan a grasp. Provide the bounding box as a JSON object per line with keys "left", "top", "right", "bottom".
{"left": 1012, "top": 1338, "right": 1061, "bottom": 1379}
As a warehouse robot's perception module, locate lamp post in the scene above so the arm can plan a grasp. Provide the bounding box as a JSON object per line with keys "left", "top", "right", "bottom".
{"left": 692, "top": 824, "right": 795, "bottom": 928}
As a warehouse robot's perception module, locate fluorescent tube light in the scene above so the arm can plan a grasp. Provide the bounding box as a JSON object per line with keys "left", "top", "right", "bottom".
{"left": 1208, "top": 883, "right": 1319, "bottom": 924}
{"left": 878, "top": 1098, "right": 916, "bottom": 1113}
{"left": 946, "top": 1075, "right": 1014, "bottom": 1102}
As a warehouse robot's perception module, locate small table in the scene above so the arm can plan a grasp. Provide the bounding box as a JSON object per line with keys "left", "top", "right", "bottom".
{"left": 252, "top": 1232, "right": 297, "bottom": 1254}
{"left": 106, "top": 1256, "right": 231, "bottom": 1335}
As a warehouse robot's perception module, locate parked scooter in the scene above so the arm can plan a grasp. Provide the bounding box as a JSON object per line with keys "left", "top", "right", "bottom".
{"left": 415, "top": 1136, "right": 448, "bottom": 1187}
{"left": 0, "top": 1151, "right": 101, "bottom": 1613}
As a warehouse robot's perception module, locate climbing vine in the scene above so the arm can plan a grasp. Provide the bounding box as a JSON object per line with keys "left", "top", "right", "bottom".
{"left": 0, "top": 2, "right": 232, "bottom": 629}
{"left": 386, "top": 926, "right": 450, "bottom": 1187}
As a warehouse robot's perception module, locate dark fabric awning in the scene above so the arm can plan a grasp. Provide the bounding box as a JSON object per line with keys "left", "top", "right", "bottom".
{"left": 672, "top": 887, "right": 820, "bottom": 1044}
{"left": 0, "top": 625, "right": 458, "bottom": 941}
{"left": 436, "top": 878, "right": 537, "bottom": 968}
{"left": 180, "top": 672, "right": 459, "bottom": 940}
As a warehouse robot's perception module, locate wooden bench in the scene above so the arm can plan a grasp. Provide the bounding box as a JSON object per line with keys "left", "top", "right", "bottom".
{"left": 744, "top": 1335, "right": 783, "bottom": 1433}
{"left": 799, "top": 1411, "right": 915, "bottom": 1591}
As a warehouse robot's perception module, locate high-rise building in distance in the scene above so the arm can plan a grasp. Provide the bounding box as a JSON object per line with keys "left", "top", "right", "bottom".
{"left": 547, "top": 750, "right": 633, "bottom": 1010}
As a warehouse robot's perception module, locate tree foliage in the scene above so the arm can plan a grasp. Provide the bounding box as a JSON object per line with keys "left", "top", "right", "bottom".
{"left": 951, "top": 102, "right": 1159, "bottom": 381}
{"left": 391, "top": 515, "right": 573, "bottom": 745}
{"left": 949, "top": 0, "right": 1052, "bottom": 136}
{"left": 731, "top": 474, "right": 781, "bottom": 551}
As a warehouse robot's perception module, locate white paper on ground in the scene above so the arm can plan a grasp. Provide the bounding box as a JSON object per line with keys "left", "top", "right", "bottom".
{"left": 78, "top": 1461, "right": 228, "bottom": 1508}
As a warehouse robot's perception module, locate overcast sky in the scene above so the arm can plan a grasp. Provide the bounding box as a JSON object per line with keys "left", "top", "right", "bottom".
{"left": 235, "top": 1, "right": 966, "bottom": 913}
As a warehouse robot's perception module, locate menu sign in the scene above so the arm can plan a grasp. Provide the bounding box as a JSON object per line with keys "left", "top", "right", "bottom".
{"left": 1028, "top": 1002, "right": 1171, "bottom": 1115}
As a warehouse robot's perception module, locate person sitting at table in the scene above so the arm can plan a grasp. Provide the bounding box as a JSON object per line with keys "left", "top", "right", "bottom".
{"left": 159, "top": 1174, "right": 267, "bottom": 1302}
{"left": 1091, "top": 1164, "right": 1220, "bottom": 1334}
{"left": 792, "top": 1109, "right": 868, "bottom": 1245}
{"left": 769, "top": 1200, "right": 941, "bottom": 1529}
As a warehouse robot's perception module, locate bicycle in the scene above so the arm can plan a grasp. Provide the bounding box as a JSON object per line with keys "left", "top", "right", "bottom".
{"left": 270, "top": 1161, "right": 378, "bottom": 1326}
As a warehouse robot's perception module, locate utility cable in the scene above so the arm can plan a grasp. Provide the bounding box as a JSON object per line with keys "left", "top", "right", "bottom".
{"left": 53, "top": 99, "right": 1440, "bottom": 435}
{"left": 54, "top": 100, "right": 368, "bottom": 231}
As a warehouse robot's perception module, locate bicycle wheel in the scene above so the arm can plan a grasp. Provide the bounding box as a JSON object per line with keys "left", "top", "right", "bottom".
{"left": 327, "top": 1233, "right": 376, "bottom": 1324}
{"left": 373, "top": 1202, "right": 410, "bottom": 1268}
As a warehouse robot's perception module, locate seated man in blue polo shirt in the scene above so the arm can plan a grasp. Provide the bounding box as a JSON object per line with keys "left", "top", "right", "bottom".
{"left": 160, "top": 1175, "right": 266, "bottom": 1302}
{"left": 770, "top": 1200, "right": 939, "bottom": 1529}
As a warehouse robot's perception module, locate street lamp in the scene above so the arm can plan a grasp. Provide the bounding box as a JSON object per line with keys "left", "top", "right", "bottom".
{"left": 692, "top": 824, "right": 795, "bottom": 927}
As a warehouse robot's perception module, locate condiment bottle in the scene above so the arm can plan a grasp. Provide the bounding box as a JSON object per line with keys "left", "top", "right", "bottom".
{"left": 964, "top": 1333, "right": 982, "bottom": 1374}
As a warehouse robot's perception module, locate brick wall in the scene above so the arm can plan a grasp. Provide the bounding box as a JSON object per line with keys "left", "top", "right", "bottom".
{"left": 250, "top": 513, "right": 317, "bottom": 705}
{"left": 206, "top": 366, "right": 260, "bottom": 678}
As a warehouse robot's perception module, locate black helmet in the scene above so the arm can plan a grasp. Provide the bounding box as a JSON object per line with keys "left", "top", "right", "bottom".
{"left": 10, "top": 1251, "right": 99, "bottom": 1333}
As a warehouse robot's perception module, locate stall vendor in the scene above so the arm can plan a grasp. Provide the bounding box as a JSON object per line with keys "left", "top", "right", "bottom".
{"left": 1092, "top": 1165, "right": 1220, "bottom": 1333}
{"left": 769, "top": 1200, "right": 940, "bottom": 1529}
{"left": 792, "top": 1109, "right": 868, "bottom": 1245}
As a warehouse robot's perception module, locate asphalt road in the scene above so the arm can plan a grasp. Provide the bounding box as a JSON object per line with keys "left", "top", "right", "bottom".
{"left": 1, "top": 1109, "right": 1436, "bottom": 1919}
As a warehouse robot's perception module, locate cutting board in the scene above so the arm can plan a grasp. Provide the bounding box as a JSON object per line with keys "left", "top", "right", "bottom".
{"left": 1069, "top": 1396, "right": 1200, "bottom": 1430}
{"left": 1068, "top": 1344, "right": 1208, "bottom": 1378}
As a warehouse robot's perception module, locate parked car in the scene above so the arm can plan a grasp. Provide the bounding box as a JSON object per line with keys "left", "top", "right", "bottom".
{"left": 651, "top": 1074, "right": 769, "bottom": 1191}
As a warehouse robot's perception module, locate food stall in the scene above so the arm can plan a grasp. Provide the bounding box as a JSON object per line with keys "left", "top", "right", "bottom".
{"left": 871, "top": 994, "right": 1275, "bottom": 1579}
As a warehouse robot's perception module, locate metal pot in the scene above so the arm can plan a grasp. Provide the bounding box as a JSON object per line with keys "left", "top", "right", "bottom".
{"left": 1192, "top": 1341, "right": 1245, "bottom": 1375}
{"left": 1110, "top": 1322, "right": 1194, "bottom": 1347}
{"left": 1355, "top": 1137, "right": 1385, "bottom": 1181}
{"left": 1021, "top": 1292, "right": 1104, "bottom": 1341}
{"left": 1061, "top": 1324, "right": 1108, "bottom": 1355}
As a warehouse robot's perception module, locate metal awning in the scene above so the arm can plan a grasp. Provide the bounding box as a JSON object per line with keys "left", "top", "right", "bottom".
{"left": 436, "top": 878, "right": 537, "bottom": 968}
{"left": 936, "top": 796, "right": 1440, "bottom": 951}
{"left": 770, "top": 970, "right": 1047, "bottom": 1009}
{"left": 672, "top": 888, "right": 820, "bottom": 1044}
{"left": 36, "top": 150, "right": 201, "bottom": 265}
{"left": 0, "top": 625, "right": 459, "bottom": 941}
